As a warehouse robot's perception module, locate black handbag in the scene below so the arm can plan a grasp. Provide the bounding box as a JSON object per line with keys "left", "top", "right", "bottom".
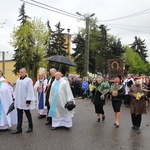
{"left": 65, "top": 101, "right": 76, "bottom": 111}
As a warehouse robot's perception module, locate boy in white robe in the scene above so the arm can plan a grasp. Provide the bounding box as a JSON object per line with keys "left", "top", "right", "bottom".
{"left": 11, "top": 68, "right": 35, "bottom": 134}
{"left": 48, "top": 72, "right": 75, "bottom": 130}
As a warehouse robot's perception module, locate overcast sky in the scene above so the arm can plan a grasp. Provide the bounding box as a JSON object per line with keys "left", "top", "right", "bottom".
{"left": 0, "top": 0, "right": 150, "bottom": 61}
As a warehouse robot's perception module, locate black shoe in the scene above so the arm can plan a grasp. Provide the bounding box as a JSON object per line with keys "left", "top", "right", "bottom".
{"left": 116, "top": 124, "right": 119, "bottom": 128}
{"left": 134, "top": 126, "right": 139, "bottom": 130}
{"left": 132, "top": 126, "right": 135, "bottom": 129}
{"left": 38, "top": 115, "right": 46, "bottom": 119}
{"left": 102, "top": 116, "right": 105, "bottom": 121}
{"left": 51, "top": 127, "right": 57, "bottom": 131}
{"left": 26, "top": 128, "right": 33, "bottom": 133}
{"left": 114, "top": 123, "right": 116, "bottom": 125}
{"left": 45, "top": 122, "right": 51, "bottom": 125}
{"left": 97, "top": 118, "right": 100, "bottom": 122}
{"left": 64, "top": 127, "right": 70, "bottom": 130}
{"left": 11, "top": 130, "right": 22, "bottom": 134}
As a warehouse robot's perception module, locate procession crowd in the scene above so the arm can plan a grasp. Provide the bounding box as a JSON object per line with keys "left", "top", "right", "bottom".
{"left": 0, "top": 68, "right": 149, "bottom": 134}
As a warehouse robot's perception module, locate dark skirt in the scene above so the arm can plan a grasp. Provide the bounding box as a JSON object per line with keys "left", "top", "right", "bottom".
{"left": 112, "top": 100, "right": 122, "bottom": 112}
{"left": 94, "top": 104, "right": 104, "bottom": 114}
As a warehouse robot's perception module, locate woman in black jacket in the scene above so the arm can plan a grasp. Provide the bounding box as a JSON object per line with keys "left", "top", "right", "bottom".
{"left": 93, "top": 76, "right": 106, "bottom": 122}
{"left": 110, "top": 75, "right": 125, "bottom": 128}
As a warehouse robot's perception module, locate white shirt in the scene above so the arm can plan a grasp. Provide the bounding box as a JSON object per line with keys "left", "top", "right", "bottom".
{"left": 123, "top": 78, "right": 135, "bottom": 95}
{"left": 14, "top": 77, "right": 35, "bottom": 110}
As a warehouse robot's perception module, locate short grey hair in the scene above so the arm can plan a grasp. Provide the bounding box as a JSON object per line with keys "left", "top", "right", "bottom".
{"left": 97, "top": 76, "right": 104, "bottom": 81}
{"left": 50, "top": 68, "right": 56, "bottom": 73}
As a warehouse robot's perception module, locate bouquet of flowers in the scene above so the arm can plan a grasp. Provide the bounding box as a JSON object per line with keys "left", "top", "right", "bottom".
{"left": 110, "top": 84, "right": 123, "bottom": 96}
{"left": 97, "top": 82, "right": 110, "bottom": 100}
{"left": 135, "top": 92, "right": 144, "bottom": 100}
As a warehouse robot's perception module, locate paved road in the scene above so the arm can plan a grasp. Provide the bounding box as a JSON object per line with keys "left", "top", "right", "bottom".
{"left": 0, "top": 98, "right": 150, "bottom": 150}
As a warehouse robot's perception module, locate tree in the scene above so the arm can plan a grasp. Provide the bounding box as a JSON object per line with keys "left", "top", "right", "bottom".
{"left": 10, "top": 4, "right": 50, "bottom": 80}
{"left": 72, "top": 33, "right": 85, "bottom": 76}
{"left": 125, "top": 46, "right": 148, "bottom": 75}
{"left": 45, "top": 22, "right": 68, "bottom": 71}
{"left": 72, "top": 19, "right": 125, "bottom": 76}
{"left": 49, "top": 22, "right": 67, "bottom": 56}
{"left": 17, "top": 3, "right": 29, "bottom": 25}
{"left": 130, "top": 36, "right": 148, "bottom": 63}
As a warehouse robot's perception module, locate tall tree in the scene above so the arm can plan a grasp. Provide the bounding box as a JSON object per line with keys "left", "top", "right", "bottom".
{"left": 72, "top": 19, "right": 125, "bottom": 76}
{"left": 11, "top": 3, "right": 30, "bottom": 74}
{"left": 72, "top": 33, "right": 85, "bottom": 76}
{"left": 108, "top": 37, "right": 125, "bottom": 59}
{"left": 10, "top": 4, "right": 50, "bottom": 80}
{"left": 130, "top": 36, "right": 148, "bottom": 63}
{"left": 125, "top": 46, "right": 148, "bottom": 75}
{"left": 17, "top": 3, "right": 29, "bottom": 24}
{"left": 50, "top": 22, "right": 67, "bottom": 56}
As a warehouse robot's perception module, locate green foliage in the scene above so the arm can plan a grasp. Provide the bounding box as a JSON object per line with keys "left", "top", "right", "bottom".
{"left": 130, "top": 36, "right": 148, "bottom": 63}
{"left": 72, "top": 18, "right": 125, "bottom": 76}
{"left": 125, "top": 46, "right": 148, "bottom": 75}
{"left": 72, "top": 33, "right": 85, "bottom": 76}
{"left": 10, "top": 4, "right": 50, "bottom": 80}
{"left": 46, "top": 22, "right": 68, "bottom": 71}
{"left": 48, "top": 22, "right": 67, "bottom": 56}
{"left": 17, "top": 3, "right": 29, "bottom": 25}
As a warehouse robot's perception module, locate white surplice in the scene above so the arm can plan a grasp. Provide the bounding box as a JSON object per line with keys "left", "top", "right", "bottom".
{"left": 0, "top": 80, "right": 17, "bottom": 129}
{"left": 49, "top": 78, "right": 75, "bottom": 128}
{"left": 14, "top": 77, "right": 35, "bottom": 110}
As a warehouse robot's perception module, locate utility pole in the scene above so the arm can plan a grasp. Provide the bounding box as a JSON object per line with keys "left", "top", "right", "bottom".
{"left": 0, "top": 51, "right": 5, "bottom": 74}
{"left": 76, "top": 12, "right": 95, "bottom": 76}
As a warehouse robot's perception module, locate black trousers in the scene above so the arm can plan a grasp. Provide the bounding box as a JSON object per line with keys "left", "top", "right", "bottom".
{"left": 46, "top": 105, "right": 52, "bottom": 123}
{"left": 124, "top": 95, "right": 131, "bottom": 105}
{"left": 131, "top": 113, "right": 142, "bottom": 127}
{"left": 17, "top": 108, "right": 33, "bottom": 131}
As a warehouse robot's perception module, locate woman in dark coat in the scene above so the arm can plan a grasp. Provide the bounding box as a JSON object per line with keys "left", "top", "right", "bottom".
{"left": 93, "top": 76, "right": 106, "bottom": 122}
{"left": 110, "top": 75, "right": 125, "bottom": 128}
{"left": 129, "top": 77, "right": 146, "bottom": 130}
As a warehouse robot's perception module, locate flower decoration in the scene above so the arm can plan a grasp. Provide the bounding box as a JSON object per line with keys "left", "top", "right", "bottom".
{"left": 135, "top": 92, "right": 143, "bottom": 100}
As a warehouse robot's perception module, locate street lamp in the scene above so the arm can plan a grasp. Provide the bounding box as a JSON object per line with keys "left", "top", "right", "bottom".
{"left": 0, "top": 51, "right": 5, "bottom": 74}
{"left": 76, "top": 12, "right": 95, "bottom": 76}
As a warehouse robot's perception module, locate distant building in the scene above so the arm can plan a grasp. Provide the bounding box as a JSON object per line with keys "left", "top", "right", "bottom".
{"left": 0, "top": 59, "right": 19, "bottom": 83}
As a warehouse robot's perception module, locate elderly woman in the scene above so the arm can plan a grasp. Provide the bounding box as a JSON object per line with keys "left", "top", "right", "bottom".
{"left": 129, "top": 77, "right": 147, "bottom": 130}
{"left": 110, "top": 75, "right": 125, "bottom": 128}
{"left": 93, "top": 76, "right": 106, "bottom": 122}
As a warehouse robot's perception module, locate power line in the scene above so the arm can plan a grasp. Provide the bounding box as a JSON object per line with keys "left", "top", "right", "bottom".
{"left": 107, "top": 25, "right": 150, "bottom": 34}
{"left": 105, "top": 23, "right": 150, "bottom": 28}
{"left": 100, "top": 8, "right": 150, "bottom": 22}
{"left": 21, "top": 0, "right": 150, "bottom": 26}
{"left": 30, "top": 0, "right": 79, "bottom": 18}
{"left": 20, "top": 0, "right": 80, "bottom": 19}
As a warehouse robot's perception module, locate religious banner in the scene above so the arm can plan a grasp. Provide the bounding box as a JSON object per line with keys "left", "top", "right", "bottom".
{"left": 107, "top": 59, "right": 124, "bottom": 81}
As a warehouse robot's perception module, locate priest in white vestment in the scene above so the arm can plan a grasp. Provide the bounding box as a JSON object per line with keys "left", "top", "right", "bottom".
{"left": 48, "top": 72, "right": 75, "bottom": 130}
{"left": 0, "top": 71, "right": 17, "bottom": 130}
{"left": 34, "top": 68, "right": 48, "bottom": 118}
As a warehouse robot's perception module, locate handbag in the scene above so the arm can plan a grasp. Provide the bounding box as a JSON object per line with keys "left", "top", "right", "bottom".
{"left": 65, "top": 101, "right": 76, "bottom": 111}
